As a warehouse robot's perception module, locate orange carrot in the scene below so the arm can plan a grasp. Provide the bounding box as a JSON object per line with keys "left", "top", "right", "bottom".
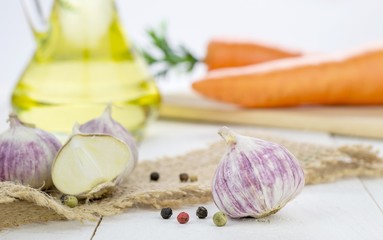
{"left": 144, "top": 26, "right": 302, "bottom": 75}
{"left": 205, "top": 39, "right": 302, "bottom": 70}
{"left": 192, "top": 45, "right": 383, "bottom": 108}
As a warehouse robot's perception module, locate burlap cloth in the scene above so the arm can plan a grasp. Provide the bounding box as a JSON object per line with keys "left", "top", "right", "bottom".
{"left": 1, "top": 133, "right": 383, "bottom": 229}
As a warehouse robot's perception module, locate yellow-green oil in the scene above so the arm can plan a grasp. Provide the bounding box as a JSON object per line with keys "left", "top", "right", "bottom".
{"left": 12, "top": 1, "right": 160, "bottom": 140}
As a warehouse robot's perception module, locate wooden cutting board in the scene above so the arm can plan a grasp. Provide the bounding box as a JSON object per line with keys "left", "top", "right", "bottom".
{"left": 159, "top": 86, "right": 383, "bottom": 139}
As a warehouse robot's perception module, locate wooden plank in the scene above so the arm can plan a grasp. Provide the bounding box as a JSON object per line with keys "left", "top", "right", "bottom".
{"left": 359, "top": 179, "right": 383, "bottom": 215}
{"left": 0, "top": 221, "right": 98, "bottom": 240}
{"left": 332, "top": 136, "right": 383, "bottom": 214}
{"left": 159, "top": 89, "right": 383, "bottom": 139}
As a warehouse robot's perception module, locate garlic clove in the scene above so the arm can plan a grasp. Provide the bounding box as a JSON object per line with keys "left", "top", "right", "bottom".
{"left": 51, "top": 133, "right": 133, "bottom": 198}
{"left": 79, "top": 105, "right": 138, "bottom": 166}
{"left": 212, "top": 127, "right": 305, "bottom": 219}
{"left": 0, "top": 114, "right": 61, "bottom": 189}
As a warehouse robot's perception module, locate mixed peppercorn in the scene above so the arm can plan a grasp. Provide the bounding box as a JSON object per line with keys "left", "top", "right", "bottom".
{"left": 213, "top": 212, "right": 227, "bottom": 227}
{"left": 60, "top": 195, "right": 78, "bottom": 208}
{"left": 179, "top": 173, "right": 189, "bottom": 182}
{"left": 153, "top": 172, "right": 226, "bottom": 226}
{"left": 196, "top": 206, "right": 208, "bottom": 219}
{"left": 150, "top": 172, "right": 160, "bottom": 181}
{"left": 159, "top": 206, "right": 227, "bottom": 226}
{"left": 190, "top": 175, "right": 198, "bottom": 182}
{"left": 160, "top": 207, "right": 173, "bottom": 219}
{"left": 149, "top": 172, "right": 198, "bottom": 183}
{"left": 177, "top": 212, "right": 189, "bottom": 224}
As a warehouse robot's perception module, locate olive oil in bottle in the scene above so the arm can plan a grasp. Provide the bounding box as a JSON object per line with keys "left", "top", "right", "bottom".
{"left": 13, "top": 0, "right": 160, "bottom": 140}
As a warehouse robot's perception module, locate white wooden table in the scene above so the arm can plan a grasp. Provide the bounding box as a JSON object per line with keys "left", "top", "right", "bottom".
{"left": 2, "top": 0, "right": 383, "bottom": 239}
{"left": 1, "top": 120, "right": 383, "bottom": 240}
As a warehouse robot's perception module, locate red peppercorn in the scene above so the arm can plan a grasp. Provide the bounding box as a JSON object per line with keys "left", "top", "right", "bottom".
{"left": 177, "top": 212, "right": 189, "bottom": 224}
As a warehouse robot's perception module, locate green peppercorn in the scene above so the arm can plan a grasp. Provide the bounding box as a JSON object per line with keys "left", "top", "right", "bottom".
{"left": 196, "top": 206, "right": 208, "bottom": 219}
{"left": 190, "top": 175, "right": 198, "bottom": 182}
{"left": 160, "top": 207, "right": 173, "bottom": 219}
{"left": 150, "top": 172, "right": 160, "bottom": 181}
{"left": 61, "top": 195, "right": 78, "bottom": 208}
{"left": 213, "top": 211, "right": 227, "bottom": 227}
{"left": 179, "top": 173, "right": 189, "bottom": 182}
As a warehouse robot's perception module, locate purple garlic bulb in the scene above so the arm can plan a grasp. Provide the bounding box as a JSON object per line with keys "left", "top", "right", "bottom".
{"left": 212, "top": 127, "right": 305, "bottom": 218}
{"left": 0, "top": 114, "right": 62, "bottom": 189}
{"left": 79, "top": 105, "right": 138, "bottom": 166}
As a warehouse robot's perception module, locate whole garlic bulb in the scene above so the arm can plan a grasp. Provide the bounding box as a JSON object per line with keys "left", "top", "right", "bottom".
{"left": 212, "top": 127, "right": 305, "bottom": 218}
{"left": 0, "top": 114, "right": 61, "bottom": 189}
{"left": 79, "top": 105, "right": 138, "bottom": 166}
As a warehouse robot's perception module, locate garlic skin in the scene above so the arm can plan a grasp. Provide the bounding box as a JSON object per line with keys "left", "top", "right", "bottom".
{"left": 79, "top": 105, "right": 138, "bottom": 166}
{"left": 0, "top": 114, "right": 61, "bottom": 189}
{"left": 212, "top": 127, "right": 305, "bottom": 218}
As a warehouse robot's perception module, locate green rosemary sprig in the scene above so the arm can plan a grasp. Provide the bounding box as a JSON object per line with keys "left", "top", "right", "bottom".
{"left": 141, "top": 25, "right": 201, "bottom": 77}
{"left": 58, "top": 0, "right": 75, "bottom": 11}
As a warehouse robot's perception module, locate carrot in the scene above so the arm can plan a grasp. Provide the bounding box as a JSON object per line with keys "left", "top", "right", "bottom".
{"left": 143, "top": 26, "right": 302, "bottom": 76}
{"left": 205, "top": 39, "right": 301, "bottom": 70}
{"left": 192, "top": 45, "right": 383, "bottom": 108}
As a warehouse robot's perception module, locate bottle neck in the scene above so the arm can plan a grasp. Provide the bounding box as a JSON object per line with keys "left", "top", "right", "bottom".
{"left": 55, "top": 0, "right": 117, "bottom": 48}
{"left": 36, "top": 0, "right": 131, "bottom": 61}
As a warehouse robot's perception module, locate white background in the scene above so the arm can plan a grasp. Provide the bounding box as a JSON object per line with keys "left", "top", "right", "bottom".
{"left": 2, "top": 0, "right": 383, "bottom": 108}
{"left": 2, "top": 1, "right": 383, "bottom": 239}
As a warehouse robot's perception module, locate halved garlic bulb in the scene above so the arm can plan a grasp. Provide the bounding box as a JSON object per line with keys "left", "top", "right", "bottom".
{"left": 51, "top": 133, "right": 134, "bottom": 198}
{"left": 79, "top": 105, "right": 138, "bottom": 166}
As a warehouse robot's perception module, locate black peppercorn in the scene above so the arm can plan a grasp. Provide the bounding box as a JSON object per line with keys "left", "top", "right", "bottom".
{"left": 60, "top": 194, "right": 67, "bottom": 204}
{"left": 160, "top": 207, "right": 173, "bottom": 219}
{"left": 196, "top": 206, "right": 208, "bottom": 219}
{"left": 179, "top": 173, "right": 189, "bottom": 182}
{"left": 150, "top": 172, "right": 160, "bottom": 181}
